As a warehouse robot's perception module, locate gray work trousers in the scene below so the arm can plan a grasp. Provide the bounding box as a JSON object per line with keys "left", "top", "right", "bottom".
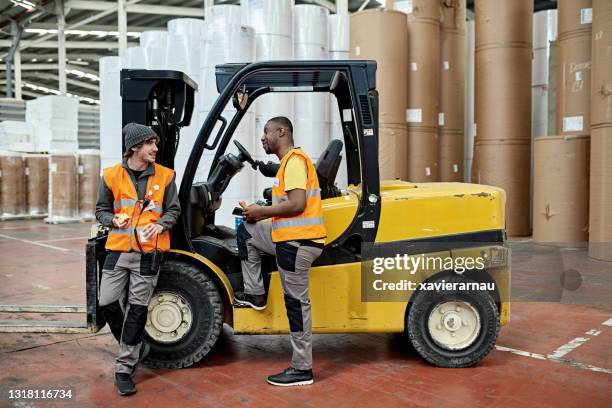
{"left": 99, "top": 251, "right": 159, "bottom": 375}
{"left": 240, "top": 220, "right": 323, "bottom": 370}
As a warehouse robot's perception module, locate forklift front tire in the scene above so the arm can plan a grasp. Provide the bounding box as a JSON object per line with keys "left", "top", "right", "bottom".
{"left": 407, "top": 275, "right": 500, "bottom": 368}
{"left": 143, "top": 260, "right": 224, "bottom": 369}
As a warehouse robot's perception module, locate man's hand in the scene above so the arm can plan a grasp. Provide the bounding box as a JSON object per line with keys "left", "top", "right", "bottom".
{"left": 112, "top": 214, "right": 130, "bottom": 229}
{"left": 242, "top": 204, "right": 267, "bottom": 223}
{"left": 142, "top": 223, "right": 164, "bottom": 240}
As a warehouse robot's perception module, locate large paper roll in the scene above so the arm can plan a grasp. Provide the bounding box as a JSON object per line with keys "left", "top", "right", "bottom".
{"left": 294, "top": 4, "right": 329, "bottom": 46}
{"left": 327, "top": 14, "right": 349, "bottom": 52}
{"left": 241, "top": 0, "right": 294, "bottom": 37}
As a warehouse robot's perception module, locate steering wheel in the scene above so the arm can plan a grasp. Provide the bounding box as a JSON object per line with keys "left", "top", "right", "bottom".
{"left": 233, "top": 140, "right": 257, "bottom": 168}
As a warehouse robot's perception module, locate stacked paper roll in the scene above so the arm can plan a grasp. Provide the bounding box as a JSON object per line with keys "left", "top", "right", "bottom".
{"left": 188, "top": 5, "right": 258, "bottom": 226}
{"left": 165, "top": 18, "right": 204, "bottom": 185}
{"left": 474, "top": 0, "right": 533, "bottom": 236}
{"left": 99, "top": 56, "right": 123, "bottom": 171}
{"left": 241, "top": 0, "right": 293, "bottom": 37}
{"left": 78, "top": 150, "right": 101, "bottom": 220}
{"left": 242, "top": 0, "right": 294, "bottom": 121}
{"left": 328, "top": 13, "right": 350, "bottom": 188}
{"left": 0, "top": 151, "right": 25, "bottom": 217}
{"left": 557, "top": 0, "right": 592, "bottom": 136}
{"left": 167, "top": 18, "right": 204, "bottom": 82}
{"left": 351, "top": 9, "right": 408, "bottom": 181}
{"left": 465, "top": 20, "right": 475, "bottom": 181}
{"left": 45, "top": 152, "right": 79, "bottom": 224}
{"left": 532, "top": 10, "right": 558, "bottom": 139}
{"left": 294, "top": 5, "right": 330, "bottom": 161}
{"left": 243, "top": 0, "right": 294, "bottom": 206}
{"left": 140, "top": 31, "right": 168, "bottom": 69}
{"left": 533, "top": 135, "right": 590, "bottom": 244}
{"left": 123, "top": 47, "right": 147, "bottom": 69}
{"left": 24, "top": 154, "right": 48, "bottom": 216}
{"left": 395, "top": 0, "right": 442, "bottom": 182}
{"left": 589, "top": 0, "right": 612, "bottom": 261}
{"left": 439, "top": 0, "right": 466, "bottom": 182}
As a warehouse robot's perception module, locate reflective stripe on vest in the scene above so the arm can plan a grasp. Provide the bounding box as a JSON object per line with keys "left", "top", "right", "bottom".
{"left": 271, "top": 188, "right": 320, "bottom": 205}
{"left": 103, "top": 163, "right": 174, "bottom": 252}
{"left": 271, "top": 148, "right": 326, "bottom": 243}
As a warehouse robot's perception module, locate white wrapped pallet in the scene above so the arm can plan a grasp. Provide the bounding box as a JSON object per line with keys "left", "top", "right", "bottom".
{"left": 329, "top": 47, "right": 351, "bottom": 189}
{"left": 99, "top": 56, "right": 123, "bottom": 171}
{"left": 0, "top": 121, "right": 35, "bottom": 152}
{"left": 26, "top": 95, "right": 79, "bottom": 152}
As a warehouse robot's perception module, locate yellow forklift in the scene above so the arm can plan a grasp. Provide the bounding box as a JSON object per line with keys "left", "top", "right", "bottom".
{"left": 2, "top": 61, "right": 510, "bottom": 368}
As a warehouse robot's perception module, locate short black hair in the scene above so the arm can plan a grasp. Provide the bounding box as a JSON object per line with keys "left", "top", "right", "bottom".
{"left": 267, "top": 116, "right": 293, "bottom": 133}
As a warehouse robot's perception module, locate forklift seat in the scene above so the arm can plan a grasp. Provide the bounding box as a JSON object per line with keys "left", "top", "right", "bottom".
{"left": 315, "top": 139, "right": 343, "bottom": 199}
{"left": 261, "top": 139, "right": 344, "bottom": 202}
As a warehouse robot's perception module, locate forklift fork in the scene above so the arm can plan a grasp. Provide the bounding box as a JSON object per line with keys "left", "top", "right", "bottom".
{"left": 0, "top": 237, "right": 106, "bottom": 334}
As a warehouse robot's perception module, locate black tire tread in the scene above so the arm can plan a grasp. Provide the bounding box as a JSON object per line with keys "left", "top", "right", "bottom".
{"left": 145, "top": 261, "right": 223, "bottom": 369}
{"left": 407, "top": 275, "right": 500, "bottom": 368}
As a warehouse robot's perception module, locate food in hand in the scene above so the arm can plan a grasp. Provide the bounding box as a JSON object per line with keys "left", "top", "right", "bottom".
{"left": 116, "top": 213, "right": 130, "bottom": 223}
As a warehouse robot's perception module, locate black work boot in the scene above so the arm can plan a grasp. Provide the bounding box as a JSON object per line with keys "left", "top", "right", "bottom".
{"left": 115, "top": 373, "right": 137, "bottom": 396}
{"left": 267, "top": 367, "right": 314, "bottom": 387}
{"left": 234, "top": 292, "right": 267, "bottom": 310}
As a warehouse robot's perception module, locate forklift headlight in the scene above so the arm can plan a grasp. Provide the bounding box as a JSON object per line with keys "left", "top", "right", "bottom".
{"left": 481, "top": 246, "right": 507, "bottom": 267}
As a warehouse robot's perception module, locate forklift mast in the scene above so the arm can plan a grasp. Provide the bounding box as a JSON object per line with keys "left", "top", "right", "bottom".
{"left": 120, "top": 69, "right": 197, "bottom": 169}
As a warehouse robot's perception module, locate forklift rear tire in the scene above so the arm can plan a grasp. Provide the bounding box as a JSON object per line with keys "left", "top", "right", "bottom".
{"left": 407, "top": 275, "right": 499, "bottom": 368}
{"left": 143, "top": 260, "right": 223, "bottom": 369}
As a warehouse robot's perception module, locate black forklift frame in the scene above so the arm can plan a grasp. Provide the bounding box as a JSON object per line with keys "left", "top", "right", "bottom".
{"left": 173, "top": 60, "right": 382, "bottom": 256}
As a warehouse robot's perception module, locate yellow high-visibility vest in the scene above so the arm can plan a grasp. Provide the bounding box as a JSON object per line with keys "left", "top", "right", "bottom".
{"left": 103, "top": 163, "right": 174, "bottom": 252}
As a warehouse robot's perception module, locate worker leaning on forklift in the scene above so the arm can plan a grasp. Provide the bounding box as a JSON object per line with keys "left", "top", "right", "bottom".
{"left": 95, "top": 122, "right": 180, "bottom": 396}
{"left": 236, "top": 116, "right": 327, "bottom": 387}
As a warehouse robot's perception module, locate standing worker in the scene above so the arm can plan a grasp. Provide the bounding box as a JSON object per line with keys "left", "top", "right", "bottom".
{"left": 235, "top": 116, "right": 326, "bottom": 386}
{"left": 95, "top": 122, "right": 180, "bottom": 396}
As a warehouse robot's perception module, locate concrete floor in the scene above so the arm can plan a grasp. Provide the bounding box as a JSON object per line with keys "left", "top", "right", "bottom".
{"left": 0, "top": 219, "right": 610, "bottom": 407}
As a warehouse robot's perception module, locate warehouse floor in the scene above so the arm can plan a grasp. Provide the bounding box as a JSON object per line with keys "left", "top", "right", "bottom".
{"left": 0, "top": 220, "right": 610, "bottom": 407}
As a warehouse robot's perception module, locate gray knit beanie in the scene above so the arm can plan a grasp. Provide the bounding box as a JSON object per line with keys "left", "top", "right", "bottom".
{"left": 123, "top": 122, "right": 159, "bottom": 151}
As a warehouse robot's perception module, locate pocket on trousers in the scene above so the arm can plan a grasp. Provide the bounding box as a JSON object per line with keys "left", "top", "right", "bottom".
{"left": 102, "top": 251, "right": 120, "bottom": 271}
{"left": 276, "top": 241, "right": 299, "bottom": 272}
{"left": 139, "top": 252, "right": 162, "bottom": 277}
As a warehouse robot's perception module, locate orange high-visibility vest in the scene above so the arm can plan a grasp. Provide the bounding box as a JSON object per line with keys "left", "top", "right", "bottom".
{"left": 103, "top": 163, "right": 174, "bottom": 252}
{"left": 271, "top": 148, "right": 327, "bottom": 243}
